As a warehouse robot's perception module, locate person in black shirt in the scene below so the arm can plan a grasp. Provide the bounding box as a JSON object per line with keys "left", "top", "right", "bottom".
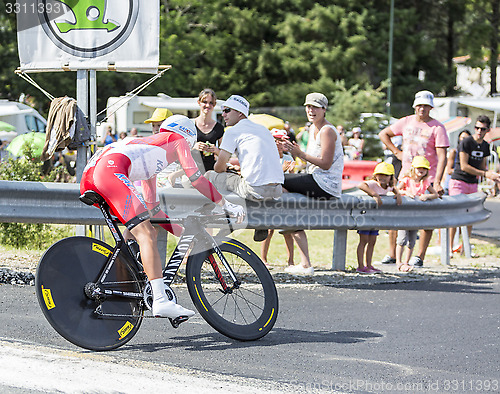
{"left": 449, "top": 115, "right": 500, "bottom": 253}
{"left": 192, "top": 88, "right": 225, "bottom": 172}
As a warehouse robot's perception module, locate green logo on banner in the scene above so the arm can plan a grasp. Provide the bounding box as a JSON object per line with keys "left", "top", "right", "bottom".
{"left": 55, "top": 0, "right": 119, "bottom": 33}
{"left": 38, "top": 0, "right": 139, "bottom": 58}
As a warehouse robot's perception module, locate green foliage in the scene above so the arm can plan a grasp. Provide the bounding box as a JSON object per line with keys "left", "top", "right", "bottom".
{"left": 0, "top": 145, "right": 72, "bottom": 248}
{"left": 1, "top": 0, "right": 498, "bottom": 116}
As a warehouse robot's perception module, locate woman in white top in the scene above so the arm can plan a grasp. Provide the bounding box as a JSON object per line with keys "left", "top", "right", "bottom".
{"left": 282, "top": 93, "right": 344, "bottom": 274}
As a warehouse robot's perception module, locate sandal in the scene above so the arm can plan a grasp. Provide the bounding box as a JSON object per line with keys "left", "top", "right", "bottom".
{"left": 397, "top": 264, "right": 413, "bottom": 272}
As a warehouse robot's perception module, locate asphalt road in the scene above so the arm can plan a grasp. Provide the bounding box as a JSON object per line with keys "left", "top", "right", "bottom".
{"left": 473, "top": 199, "right": 500, "bottom": 240}
{"left": 1, "top": 277, "right": 499, "bottom": 393}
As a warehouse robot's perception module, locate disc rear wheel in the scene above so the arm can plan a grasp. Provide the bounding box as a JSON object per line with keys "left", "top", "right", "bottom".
{"left": 35, "top": 237, "right": 144, "bottom": 351}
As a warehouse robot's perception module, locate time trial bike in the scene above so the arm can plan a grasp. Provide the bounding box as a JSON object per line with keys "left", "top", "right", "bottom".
{"left": 35, "top": 190, "right": 278, "bottom": 351}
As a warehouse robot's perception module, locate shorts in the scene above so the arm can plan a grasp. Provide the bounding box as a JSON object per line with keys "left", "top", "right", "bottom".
{"left": 357, "top": 230, "right": 379, "bottom": 236}
{"left": 283, "top": 173, "right": 334, "bottom": 199}
{"left": 205, "top": 171, "right": 282, "bottom": 201}
{"left": 397, "top": 229, "right": 418, "bottom": 248}
{"left": 448, "top": 179, "right": 478, "bottom": 196}
{"left": 80, "top": 152, "right": 150, "bottom": 230}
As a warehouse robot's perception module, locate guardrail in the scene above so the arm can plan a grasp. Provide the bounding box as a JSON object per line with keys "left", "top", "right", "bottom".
{"left": 0, "top": 180, "right": 491, "bottom": 269}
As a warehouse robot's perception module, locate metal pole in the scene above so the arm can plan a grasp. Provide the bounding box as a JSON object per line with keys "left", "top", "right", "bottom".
{"left": 76, "top": 69, "right": 89, "bottom": 182}
{"left": 387, "top": 0, "right": 395, "bottom": 117}
{"left": 76, "top": 69, "right": 89, "bottom": 237}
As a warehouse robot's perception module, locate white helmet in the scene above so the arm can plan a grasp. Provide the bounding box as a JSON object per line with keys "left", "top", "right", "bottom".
{"left": 159, "top": 115, "right": 197, "bottom": 149}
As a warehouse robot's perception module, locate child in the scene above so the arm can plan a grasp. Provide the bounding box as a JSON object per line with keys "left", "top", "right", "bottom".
{"left": 261, "top": 128, "right": 295, "bottom": 268}
{"left": 396, "top": 156, "right": 439, "bottom": 271}
{"left": 357, "top": 162, "right": 402, "bottom": 273}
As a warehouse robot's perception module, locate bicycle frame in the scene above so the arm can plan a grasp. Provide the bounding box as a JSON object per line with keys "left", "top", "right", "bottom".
{"left": 90, "top": 200, "right": 239, "bottom": 300}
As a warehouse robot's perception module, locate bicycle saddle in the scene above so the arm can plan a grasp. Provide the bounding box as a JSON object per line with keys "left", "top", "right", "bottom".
{"left": 79, "top": 190, "right": 105, "bottom": 206}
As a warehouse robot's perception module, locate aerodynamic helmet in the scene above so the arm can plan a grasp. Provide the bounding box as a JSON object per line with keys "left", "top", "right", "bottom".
{"left": 159, "top": 115, "right": 197, "bottom": 149}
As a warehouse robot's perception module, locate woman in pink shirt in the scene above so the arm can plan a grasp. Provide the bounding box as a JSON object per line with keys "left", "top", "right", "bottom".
{"left": 396, "top": 156, "right": 438, "bottom": 271}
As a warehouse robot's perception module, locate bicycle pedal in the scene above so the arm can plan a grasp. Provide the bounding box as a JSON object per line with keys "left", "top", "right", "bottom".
{"left": 169, "top": 316, "right": 189, "bottom": 328}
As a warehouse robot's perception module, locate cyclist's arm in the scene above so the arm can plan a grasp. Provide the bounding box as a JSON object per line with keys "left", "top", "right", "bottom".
{"left": 173, "top": 139, "right": 224, "bottom": 204}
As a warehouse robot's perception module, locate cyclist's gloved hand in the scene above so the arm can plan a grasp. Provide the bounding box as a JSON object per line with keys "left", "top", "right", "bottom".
{"left": 222, "top": 200, "right": 246, "bottom": 224}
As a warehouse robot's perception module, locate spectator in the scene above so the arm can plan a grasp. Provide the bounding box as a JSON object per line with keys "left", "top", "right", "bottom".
{"left": 448, "top": 115, "right": 500, "bottom": 254}
{"left": 129, "top": 127, "right": 139, "bottom": 138}
{"left": 144, "top": 108, "right": 173, "bottom": 134}
{"left": 168, "top": 89, "right": 225, "bottom": 186}
{"left": 260, "top": 128, "right": 295, "bottom": 267}
{"left": 282, "top": 92, "right": 344, "bottom": 275}
{"left": 444, "top": 129, "right": 471, "bottom": 195}
{"left": 144, "top": 108, "right": 175, "bottom": 187}
{"left": 119, "top": 131, "right": 128, "bottom": 140}
{"left": 283, "top": 121, "right": 297, "bottom": 143}
{"left": 336, "top": 124, "right": 348, "bottom": 147}
{"left": 101, "top": 125, "right": 117, "bottom": 146}
{"left": 193, "top": 88, "right": 225, "bottom": 172}
{"left": 206, "top": 95, "right": 284, "bottom": 242}
{"left": 296, "top": 121, "right": 310, "bottom": 151}
{"left": 396, "top": 156, "right": 439, "bottom": 271}
{"left": 348, "top": 127, "right": 364, "bottom": 160}
{"left": 356, "top": 162, "right": 402, "bottom": 273}
{"left": 379, "top": 90, "right": 449, "bottom": 267}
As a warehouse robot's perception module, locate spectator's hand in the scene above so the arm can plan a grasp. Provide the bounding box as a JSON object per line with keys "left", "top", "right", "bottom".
{"left": 167, "top": 172, "right": 179, "bottom": 186}
{"left": 487, "top": 171, "right": 500, "bottom": 183}
{"left": 222, "top": 200, "right": 246, "bottom": 224}
{"left": 395, "top": 194, "right": 403, "bottom": 205}
{"left": 373, "top": 195, "right": 383, "bottom": 206}
{"left": 194, "top": 142, "right": 207, "bottom": 151}
{"left": 434, "top": 183, "right": 445, "bottom": 197}
{"left": 282, "top": 160, "right": 294, "bottom": 173}
{"left": 205, "top": 143, "right": 219, "bottom": 155}
{"left": 284, "top": 141, "right": 302, "bottom": 158}
{"left": 419, "top": 194, "right": 430, "bottom": 201}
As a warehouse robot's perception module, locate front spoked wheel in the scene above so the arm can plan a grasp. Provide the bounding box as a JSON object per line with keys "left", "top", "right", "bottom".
{"left": 186, "top": 238, "right": 278, "bottom": 341}
{"left": 35, "top": 237, "right": 144, "bottom": 351}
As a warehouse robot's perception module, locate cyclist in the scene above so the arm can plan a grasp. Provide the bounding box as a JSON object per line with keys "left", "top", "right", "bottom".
{"left": 80, "top": 115, "right": 245, "bottom": 319}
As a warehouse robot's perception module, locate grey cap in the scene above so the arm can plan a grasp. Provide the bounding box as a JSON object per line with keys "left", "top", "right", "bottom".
{"left": 304, "top": 93, "right": 328, "bottom": 109}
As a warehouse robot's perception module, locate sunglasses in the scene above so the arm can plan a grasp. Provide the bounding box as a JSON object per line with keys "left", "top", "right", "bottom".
{"left": 222, "top": 108, "right": 232, "bottom": 114}
{"left": 475, "top": 126, "right": 489, "bottom": 132}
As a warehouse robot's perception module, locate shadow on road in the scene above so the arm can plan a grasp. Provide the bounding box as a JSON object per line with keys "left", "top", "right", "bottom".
{"left": 329, "top": 275, "right": 500, "bottom": 294}
{"left": 125, "top": 329, "right": 383, "bottom": 353}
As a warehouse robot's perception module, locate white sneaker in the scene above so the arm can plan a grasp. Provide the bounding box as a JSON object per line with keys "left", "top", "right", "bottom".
{"left": 284, "top": 265, "right": 314, "bottom": 275}
{"left": 152, "top": 299, "right": 195, "bottom": 318}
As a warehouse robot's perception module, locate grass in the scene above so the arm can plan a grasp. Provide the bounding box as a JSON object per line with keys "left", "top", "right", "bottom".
{"left": 3, "top": 224, "right": 498, "bottom": 272}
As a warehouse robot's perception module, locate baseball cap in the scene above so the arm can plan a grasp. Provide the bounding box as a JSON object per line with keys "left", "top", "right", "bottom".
{"left": 270, "top": 128, "right": 289, "bottom": 139}
{"left": 411, "top": 156, "right": 431, "bottom": 169}
{"left": 145, "top": 108, "right": 174, "bottom": 123}
{"left": 373, "top": 162, "right": 395, "bottom": 176}
{"left": 412, "top": 90, "right": 434, "bottom": 108}
{"left": 222, "top": 95, "right": 250, "bottom": 117}
{"left": 352, "top": 126, "right": 362, "bottom": 134}
{"left": 304, "top": 93, "right": 328, "bottom": 109}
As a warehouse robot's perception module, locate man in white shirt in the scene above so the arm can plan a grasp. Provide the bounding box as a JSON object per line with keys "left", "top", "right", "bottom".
{"left": 206, "top": 95, "right": 284, "bottom": 241}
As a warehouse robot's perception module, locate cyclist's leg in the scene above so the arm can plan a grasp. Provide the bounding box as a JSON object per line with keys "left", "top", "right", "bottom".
{"left": 88, "top": 155, "right": 194, "bottom": 319}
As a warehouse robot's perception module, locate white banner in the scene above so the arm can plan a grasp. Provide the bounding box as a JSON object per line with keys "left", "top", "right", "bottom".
{"left": 17, "top": 0, "right": 159, "bottom": 73}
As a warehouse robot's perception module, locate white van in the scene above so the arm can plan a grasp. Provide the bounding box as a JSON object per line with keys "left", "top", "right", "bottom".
{"left": 0, "top": 100, "right": 47, "bottom": 142}
{"left": 100, "top": 94, "right": 223, "bottom": 137}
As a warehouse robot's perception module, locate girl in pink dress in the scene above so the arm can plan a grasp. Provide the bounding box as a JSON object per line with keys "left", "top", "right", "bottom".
{"left": 396, "top": 156, "right": 439, "bottom": 271}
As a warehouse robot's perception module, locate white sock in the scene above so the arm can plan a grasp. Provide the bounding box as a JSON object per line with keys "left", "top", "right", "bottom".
{"left": 150, "top": 278, "right": 167, "bottom": 302}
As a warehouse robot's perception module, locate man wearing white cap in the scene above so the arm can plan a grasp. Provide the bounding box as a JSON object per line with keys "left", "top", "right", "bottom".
{"left": 379, "top": 90, "right": 449, "bottom": 267}
{"left": 206, "top": 94, "right": 283, "bottom": 241}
